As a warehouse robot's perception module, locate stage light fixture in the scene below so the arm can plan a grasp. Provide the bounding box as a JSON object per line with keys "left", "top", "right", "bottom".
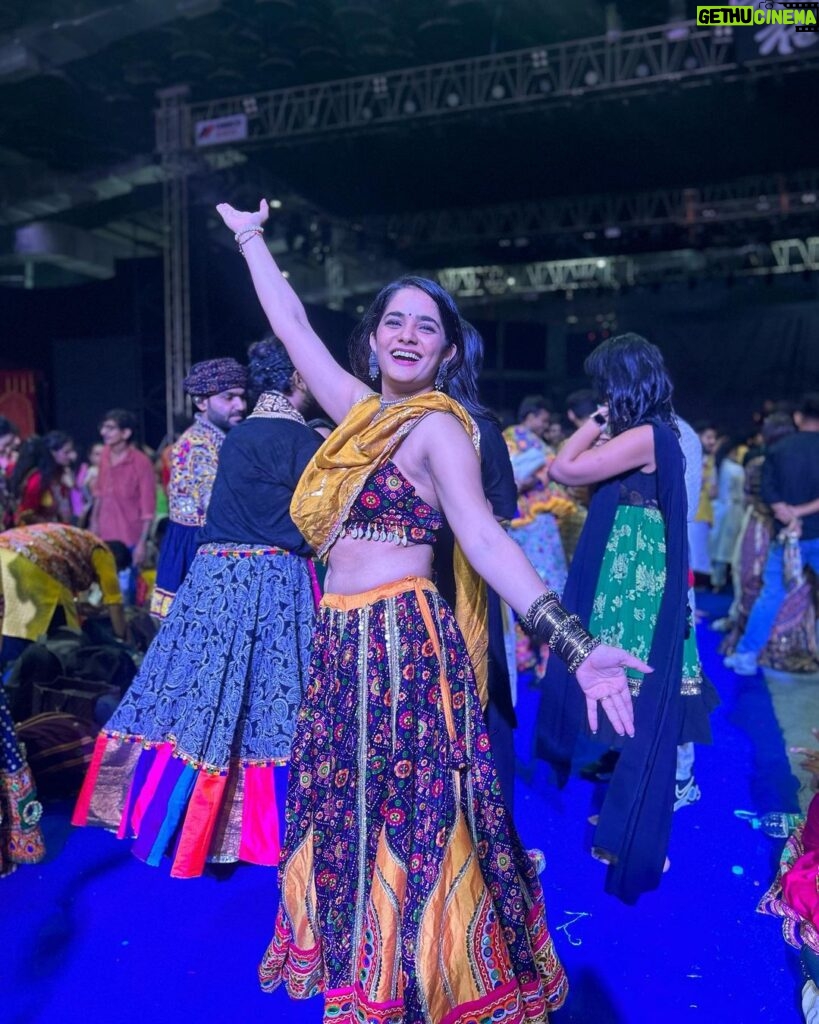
{"left": 665, "top": 0, "right": 689, "bottom": 41}
{"left": 605, "top": 4, "right": 622, "bottom": 43}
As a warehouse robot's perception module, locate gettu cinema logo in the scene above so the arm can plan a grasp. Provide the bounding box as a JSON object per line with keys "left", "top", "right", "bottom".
{"left": 697, "top": 2, "right": 818, "bottom": 29}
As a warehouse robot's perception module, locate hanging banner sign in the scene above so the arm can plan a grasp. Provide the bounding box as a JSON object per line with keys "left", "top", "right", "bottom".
{"left": 194, "top": 113, "right": 248, "bottom": 148}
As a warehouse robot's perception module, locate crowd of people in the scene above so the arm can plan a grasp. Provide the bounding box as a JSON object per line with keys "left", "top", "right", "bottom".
{"left": 0, "top": 197, "right": 817, "bottom": 1021}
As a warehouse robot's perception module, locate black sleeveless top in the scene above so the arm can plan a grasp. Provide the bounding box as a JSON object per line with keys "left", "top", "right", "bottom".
{"left": 617, "top": 468, "right": 659, "bottom": 510}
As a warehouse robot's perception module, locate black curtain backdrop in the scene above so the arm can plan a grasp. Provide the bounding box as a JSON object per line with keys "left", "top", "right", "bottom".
{"left": 622, "top": 301, "right": 819, "bottom": 429}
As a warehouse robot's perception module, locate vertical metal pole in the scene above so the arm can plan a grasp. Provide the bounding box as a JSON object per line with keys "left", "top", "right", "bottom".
{"left": 156, "top": 85, "right": 192, "bottom": 440}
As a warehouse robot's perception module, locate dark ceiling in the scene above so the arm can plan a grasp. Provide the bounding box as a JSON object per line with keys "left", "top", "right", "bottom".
{"left": 1, "top": 0, "right": 818, "bottom": 291}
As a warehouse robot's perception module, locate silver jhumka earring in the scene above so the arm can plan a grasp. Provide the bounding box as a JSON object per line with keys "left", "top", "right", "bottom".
{"left": 368, "top": 351, "right": 379, "bottom": 381}
{"left": 434, "top": 360, "right": 449, "bottom": 391}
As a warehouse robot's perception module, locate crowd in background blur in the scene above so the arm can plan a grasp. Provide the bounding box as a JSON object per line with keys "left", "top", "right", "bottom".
{"left": 2, "top": 385, "right": 818, "bottom": 696}
{"left": 1, "top": 371, "right": 818, "bottom": 892}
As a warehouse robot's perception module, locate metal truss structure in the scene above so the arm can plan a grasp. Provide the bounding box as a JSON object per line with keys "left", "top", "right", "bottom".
{"left": 158, "top": 86, "right": 193, "bottom": 436}
{"left": 435, "top": 236, "right": 819, "bottom": 303}
{"left": 181, "top": 21, "right": 818, "bottom": 148}
{"left": 154, "top": 21, "right": 819, "bottom": 406}
{"left": 373, "top": 170, "right": 819, "bottom": 250}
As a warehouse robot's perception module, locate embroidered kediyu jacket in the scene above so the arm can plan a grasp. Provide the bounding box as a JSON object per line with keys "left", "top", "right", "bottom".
{"left": 150, "top": 415, "right": 226, "bottom": 619}
{"left": 167, "top": 415, "right": 226, "bottom": 528}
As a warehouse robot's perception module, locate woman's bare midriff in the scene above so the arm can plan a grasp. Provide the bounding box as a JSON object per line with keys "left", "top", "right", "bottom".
{"left": 324, "top": 535, "right": 435, "bottom": 595}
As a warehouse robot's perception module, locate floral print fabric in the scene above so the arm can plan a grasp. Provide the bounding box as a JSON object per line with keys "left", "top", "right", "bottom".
{"left": 589, "top": 505, "right": 701, "bottom": 695}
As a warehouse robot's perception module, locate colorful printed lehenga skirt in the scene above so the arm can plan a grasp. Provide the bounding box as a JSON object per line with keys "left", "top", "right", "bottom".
{"left": 72, "top": 544, "right": 315, "bottom": 877}
{"left": 259, "top": 577, "right": 567, "bottom": 1023}
{"left": 589, "top": 504, "right": 712, "bottom": 741}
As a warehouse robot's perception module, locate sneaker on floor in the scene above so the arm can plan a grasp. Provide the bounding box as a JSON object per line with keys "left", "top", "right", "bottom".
{"left": 803, "top": 980, "right": 819, "bottom": 1024}
{"left": 724, "top": 650, "right": 759, "bottom": 675}
{"left": 674, "top": 776, "right": 701, "bottom": 812}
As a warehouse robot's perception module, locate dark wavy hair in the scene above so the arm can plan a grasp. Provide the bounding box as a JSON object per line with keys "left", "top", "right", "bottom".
{"left": 247, "top": 334, "right": 297, "bottom": 395}
{"left": 11, "top": 430, "right": 72, "bottom": 495}
{"left": 348, "top": 276, "right": 465, "bottom": 392}
{"left": 445, "top": 320, "right": 497, "bottom": 422}
{"left": 584, "top": 333, "right": 676, "bottom": 436}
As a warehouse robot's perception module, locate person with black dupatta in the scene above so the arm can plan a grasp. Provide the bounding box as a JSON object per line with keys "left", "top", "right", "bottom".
{"left": 536, "top": 333, "right": 717, "bottom": 904}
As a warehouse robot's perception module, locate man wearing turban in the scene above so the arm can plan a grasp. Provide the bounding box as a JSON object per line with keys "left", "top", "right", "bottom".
{"left": 150, "top": 357, "right": 247, "bottom": 618}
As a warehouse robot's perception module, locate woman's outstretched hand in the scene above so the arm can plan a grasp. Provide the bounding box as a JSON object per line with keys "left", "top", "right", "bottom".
{"left": 215, "top": 198, "right": 269, "bottom": 235}
{"left": 575, "top": 644, "right": 651, "bottom": 737}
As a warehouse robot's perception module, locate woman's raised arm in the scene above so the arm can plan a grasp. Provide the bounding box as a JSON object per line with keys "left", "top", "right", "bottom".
{"left": 216, "top": 200, "right": 370, "bottom": 423}
{"left": 549, "top": 411, "right": 654, "bottom": 487}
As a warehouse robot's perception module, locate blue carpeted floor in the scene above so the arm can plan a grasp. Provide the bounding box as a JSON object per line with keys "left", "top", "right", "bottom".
{"left": 2, "top": 594, "right": 806, "bottom": 1023}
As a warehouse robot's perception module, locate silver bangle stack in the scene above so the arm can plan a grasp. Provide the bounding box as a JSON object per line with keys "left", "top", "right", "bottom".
{"left": 521, "top": 591, "right": 602, "bottom": 674}
{"left": 235, "top": 226, "right": 264, "bottom": 255}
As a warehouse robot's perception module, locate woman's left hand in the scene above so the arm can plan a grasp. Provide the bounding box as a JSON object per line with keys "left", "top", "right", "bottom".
{"left": 575, "top": 643, "right": 651, "bottom": 737}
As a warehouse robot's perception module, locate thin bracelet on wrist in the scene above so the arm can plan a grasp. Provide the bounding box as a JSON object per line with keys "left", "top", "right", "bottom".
{"left": 235, "top": 226, "right": 264, "bottom": 255}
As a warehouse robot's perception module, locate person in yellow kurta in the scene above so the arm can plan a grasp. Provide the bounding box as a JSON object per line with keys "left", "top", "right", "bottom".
{"left": 0, "top": 523, "right": 124, "bottom": 876}
{"left": 0, "top": 523, "right": 124, "bottom": 651}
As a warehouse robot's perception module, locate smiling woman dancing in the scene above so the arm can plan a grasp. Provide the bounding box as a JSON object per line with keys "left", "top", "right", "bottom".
{"left": 217, "top": 200, "right": 650, "bottom": 1023}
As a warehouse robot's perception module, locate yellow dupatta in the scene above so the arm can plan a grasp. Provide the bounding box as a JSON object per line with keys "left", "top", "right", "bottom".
{"left": 290, "top": 391, "right": 489, "bottom": 706}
